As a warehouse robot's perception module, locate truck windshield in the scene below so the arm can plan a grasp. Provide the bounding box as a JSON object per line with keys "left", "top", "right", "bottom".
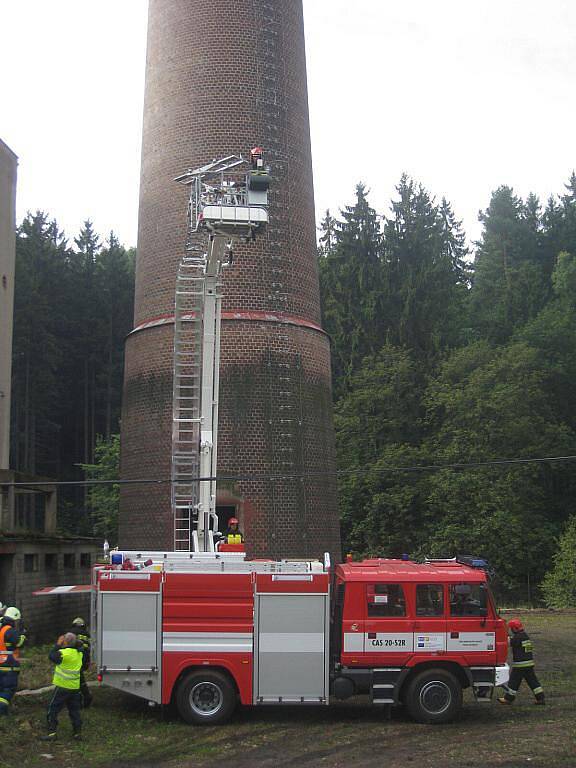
{"left": 449, "top": 583, "right": 487, "bottom": 616}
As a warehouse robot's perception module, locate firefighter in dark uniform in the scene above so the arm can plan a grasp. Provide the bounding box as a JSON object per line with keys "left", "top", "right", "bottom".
{"left": 225, "top": 517, "right": 244, "bottom": 545}
{"left": 69, "top": 617, "right": 92, "bottom": 708}
{"left": 41, "top": 632, "right": 84, "bottom": 741}
{"left": 498, "top": 618, "right": 545, "bottom": 705}
{"left": 0, "top": 607, "right": 26, "bottom": 716}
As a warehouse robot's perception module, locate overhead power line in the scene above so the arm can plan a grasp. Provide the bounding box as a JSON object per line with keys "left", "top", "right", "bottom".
{"left": 5, "top": 453, "right": 576, "bottom": 488}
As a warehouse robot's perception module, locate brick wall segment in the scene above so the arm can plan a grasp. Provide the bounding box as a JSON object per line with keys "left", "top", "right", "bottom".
{"left": 121, "top": 0, "right": 341, "bottom": 560}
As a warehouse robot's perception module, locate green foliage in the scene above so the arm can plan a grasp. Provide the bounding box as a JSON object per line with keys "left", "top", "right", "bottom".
{"left": 469, "top": 187, "right": 550, "bottom": 343}
{"left": 81, "top": 434, "right": 121, "bottom": 543}
{"left": 11, "top": 213, "right": 134, "bottom": 533}
{"left": 541, "top": 515, "right": 576, "bottom": 608}
{"left": 323, "top": 173, "right": 576, "bottom": 604}
{"left": 319, "top": 185, "right": 384, "bottom": 393}
{"left": 382, "top": 176, "right": 469, "bottom": 356}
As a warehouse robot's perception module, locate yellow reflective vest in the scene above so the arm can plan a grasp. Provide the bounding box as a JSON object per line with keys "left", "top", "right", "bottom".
{"left": 53, "top": 647, "right": 82, "bottom": 690}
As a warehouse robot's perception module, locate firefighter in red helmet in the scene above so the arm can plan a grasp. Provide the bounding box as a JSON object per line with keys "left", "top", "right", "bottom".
{"left": 498, "top": 618, "right": 545, "bottom": 705}
{"left": 225, "top": 517, "right": 244, "bottom": 545}
{"left": 250, "top": 147, "right": 264, "bottom": 170}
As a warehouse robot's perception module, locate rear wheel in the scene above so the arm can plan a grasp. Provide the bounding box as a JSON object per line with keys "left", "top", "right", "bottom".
{"left": 406, "top": 669, "right": 462, "bottom": 724}
{"left": 176, "top": 670, "right": 237, "bottom": 725}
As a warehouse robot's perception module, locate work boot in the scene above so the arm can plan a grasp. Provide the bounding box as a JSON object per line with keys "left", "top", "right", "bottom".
{"left": 73, "top": 731, "right": 82, "bottom": 741}
{"left": 40, "top": 732, "right": 57, "bottom": 741}
{"left": 497, "top": 697, "right": 512, "bottom": 705}
{"left": 535, "top": 697, "right": 546, "bottom": 705}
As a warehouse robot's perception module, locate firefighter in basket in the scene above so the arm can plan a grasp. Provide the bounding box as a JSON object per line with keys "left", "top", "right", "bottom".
{"left": 0, "top": 607, "right": 26, "bottom": 716}
{"left": 498, "top": 618, "right": 545, "bottom": 705}
{"left": 69, "top": 617, "right": 92, "bottom": 709}
{"left": 225, "top": 517, "right": 244, "bottom": 545}
{"left": 41, "top": 632, "right": 84, "bottom": 741}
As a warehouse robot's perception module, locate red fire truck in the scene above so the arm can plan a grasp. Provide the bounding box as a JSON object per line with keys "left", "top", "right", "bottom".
{"left": 35, "top": 153, "right": 509, "bottom": 724}
{"left": 82, "top": 551, "right": 509, "bottom": 725}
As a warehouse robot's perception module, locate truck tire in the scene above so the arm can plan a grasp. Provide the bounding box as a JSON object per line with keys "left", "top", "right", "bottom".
{"left": 405, "top": 668, "right": 462, "bottom": 724}
{"left": 176, "top": 670, "right": 237, "bottom": 725}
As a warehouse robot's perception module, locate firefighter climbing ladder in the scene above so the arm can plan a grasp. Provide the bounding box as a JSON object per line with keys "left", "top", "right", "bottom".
{"left": 172, "top": 153, "right": 270, "bottom": 552}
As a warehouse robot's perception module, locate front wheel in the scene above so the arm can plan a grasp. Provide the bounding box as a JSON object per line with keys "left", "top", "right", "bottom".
{"left": 406, "top": 669, "right": 462, "bottom": 724}
{"left": 176, "top": 670, "right": 237, "bottom": 725}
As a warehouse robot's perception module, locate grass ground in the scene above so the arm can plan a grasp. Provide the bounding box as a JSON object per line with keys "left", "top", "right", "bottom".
{"left": 0, "top": 610, "right": 574, "bottom": 768}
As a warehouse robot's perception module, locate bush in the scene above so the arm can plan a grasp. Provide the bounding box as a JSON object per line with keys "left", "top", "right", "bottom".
{"left": 542, "top": 514, "right": 576, "bottom": 608}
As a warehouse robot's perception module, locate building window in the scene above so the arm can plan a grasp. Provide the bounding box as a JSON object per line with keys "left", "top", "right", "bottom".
{"left": 80, "top": 553, "right": 91, "bottom": 568}
{"left": 24, "top": 554, "right": 39, "bottom": 573}
{"left": 63, "top": 553, "right": 75, "bottom": 569}
{"left": 367, "top": 583, "right": 406, "bottom": 617}
{"left": 45, "top": 553, "right": 58, "bottom": 570}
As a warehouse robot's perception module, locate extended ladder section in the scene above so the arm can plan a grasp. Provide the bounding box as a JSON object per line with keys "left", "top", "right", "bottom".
{"left": 171, "top": 151, "right": 270, "bottom": 552}
{"left": 171, "top": 249, "right": 206, "bottom": 551}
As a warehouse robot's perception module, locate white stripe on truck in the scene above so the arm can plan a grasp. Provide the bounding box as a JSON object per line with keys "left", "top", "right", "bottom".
{"left": 163, "top": 632, "right": 253, "bottom": 653}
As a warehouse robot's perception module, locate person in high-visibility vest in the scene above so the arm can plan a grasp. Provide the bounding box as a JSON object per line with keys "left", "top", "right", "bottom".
{"left": 498, "top": 618, "right": 545, "bottom": 705}
{"left": 0, "top": 607, "right": 26, "bottom": 716}
{"left": 41, "top": 632, "right": 84, "bottom": 741}
{"left": 69, "top": 617, "right": 92, "bottom": 709}
{"left": 225, "top": 517, "right": 244, "bottom": 545}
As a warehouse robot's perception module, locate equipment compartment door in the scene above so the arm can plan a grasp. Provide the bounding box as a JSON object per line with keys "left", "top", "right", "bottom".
{"left": 254, "top": 594, "right": 329, "bottom": 703}
{"left": 99, "top": 592, "right": 161, "bottom": 671}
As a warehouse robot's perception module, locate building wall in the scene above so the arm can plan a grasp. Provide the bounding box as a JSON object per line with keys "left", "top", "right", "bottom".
{"left": 0, "top": 140, "right": 17, "bottom": 471}
{"left": 120, "top": 0, "right": 341, "bottom": 559}
{"left": 0, "top": 539, "right": 100, "bottom": 640}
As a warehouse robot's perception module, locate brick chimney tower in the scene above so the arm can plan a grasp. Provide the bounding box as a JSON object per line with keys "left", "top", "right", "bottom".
{"left": 119, "top": 0, "right": 340, "bottom": 560}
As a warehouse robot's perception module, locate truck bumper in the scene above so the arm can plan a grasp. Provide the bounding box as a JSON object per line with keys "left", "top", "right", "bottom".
{"left": 495, "top": 664, "right": 510, "bottom": 687}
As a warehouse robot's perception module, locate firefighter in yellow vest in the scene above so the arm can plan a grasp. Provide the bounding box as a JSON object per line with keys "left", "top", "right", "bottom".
{"left": 41, "top": 632, "right": 83, "bottom": 741}
{"left": 225, "top": 517, "right": 244, "bottom": 545}
{"left": 69, "top": 617, "right": 92, "bottom": 708}
{"left": 0, "top": 607, "right": 26, "bottom": 716}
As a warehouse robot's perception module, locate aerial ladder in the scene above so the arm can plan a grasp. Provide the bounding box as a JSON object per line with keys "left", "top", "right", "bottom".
{"left": 171, "top": 149, "right": 270, "bottom": 552}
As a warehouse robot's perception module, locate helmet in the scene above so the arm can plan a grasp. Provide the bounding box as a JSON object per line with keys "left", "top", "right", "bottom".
{"left": 4, "top": 607, "right": 21, "bottom": 622}
{"left": 72, "top": 617, "right": 86, "bottom": 628}
{"left": 228, "top": 517, "right": 239, "bottom": 526}
{"left": 508, "top": 618, "right": 524, "bottom": 633}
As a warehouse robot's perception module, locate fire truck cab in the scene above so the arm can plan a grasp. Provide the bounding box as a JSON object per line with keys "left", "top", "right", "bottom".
{"left": 331, "top": 557, "right": 509, "bottom": 723}
{"left": 89, "top": 551, "right": 509, "bottom": 726}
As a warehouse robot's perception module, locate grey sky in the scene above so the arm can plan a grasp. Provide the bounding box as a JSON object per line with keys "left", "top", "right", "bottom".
{"left": 1, "top": 0, "right": 575, "bottom": 248}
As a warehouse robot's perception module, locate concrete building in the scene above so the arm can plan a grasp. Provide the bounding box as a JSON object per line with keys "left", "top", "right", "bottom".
{"left": 0, "top": 139, "right": 100, "bottom": 636}
{"left": 0, "top": 468, "right": 99, "bottom": 640}
{"left": 120, "top": 0, "right": 341, "bottom": 560}
{"left": 0, "top": 139, "right": 17, "bottom": 471}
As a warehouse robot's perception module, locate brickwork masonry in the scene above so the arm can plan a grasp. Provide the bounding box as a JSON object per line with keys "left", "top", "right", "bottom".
{"left": 120, "top": 0, "right": 341, "bottom": 560}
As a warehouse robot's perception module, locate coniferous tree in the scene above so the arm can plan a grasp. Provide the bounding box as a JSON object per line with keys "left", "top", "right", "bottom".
{"left": 319, "top": 185, "right": 383, "bottom": 393}
{"left": 10, "top": 213, "right": 135, "bottom": 535}
{"left": 470, "top": 187, "right": 549, "bottom": 343}
{"left": 382, "top": 176, "right": 468, "bottom": 359}
{"left": 11, "top": 212, "right": 71, "bottom": 476}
